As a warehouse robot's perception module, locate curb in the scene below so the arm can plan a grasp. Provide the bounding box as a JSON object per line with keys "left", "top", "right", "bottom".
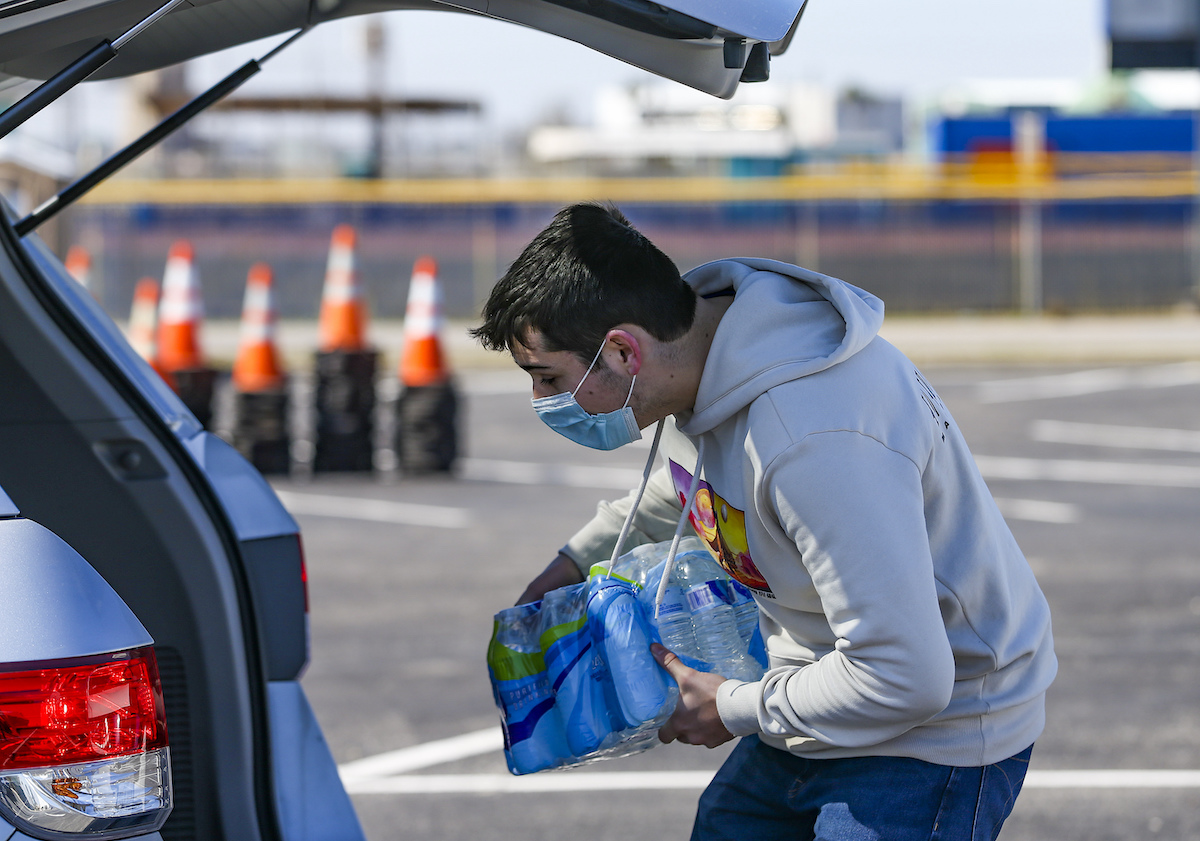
{"left": 147, "top": 315, "right": 1200, "bottom": 371}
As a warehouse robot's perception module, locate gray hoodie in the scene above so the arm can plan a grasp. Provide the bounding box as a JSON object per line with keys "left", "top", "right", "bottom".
{"left": 562, "top": 258, "right": 1057, "bottom": 767}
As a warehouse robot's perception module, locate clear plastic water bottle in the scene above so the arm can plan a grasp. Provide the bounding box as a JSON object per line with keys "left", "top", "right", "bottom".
{"left": 725, "top": 579, "right": 759, "bottom": 645}
{"left": 601, "top": 536, "right": 706, "bottom": 593}
{"left": 682, "top": 554, "right": 756, "bottom": 680}
{"left": 539, "top": 584, "right": 614, "bottom": 756}
{"left": 645, "top": 552, "right": 704, "bottom": 668}
{"left": 724, "top": 579, "right": 769, "bottom": 672}
{"left": 587, "top": 579, "right": 673, "bottom": 726}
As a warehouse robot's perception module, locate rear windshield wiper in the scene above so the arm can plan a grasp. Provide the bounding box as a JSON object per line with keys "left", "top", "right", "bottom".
{"left": 15, "top": 28, "right": 308, "bottom": 238}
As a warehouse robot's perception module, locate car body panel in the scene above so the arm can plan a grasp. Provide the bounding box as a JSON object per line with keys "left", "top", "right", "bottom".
{"left": 613, "top": 0, "right": 802, "bottom": 41}
{"left": 19, "top": 229, "right": 202, "bottom": 439}
{"left": 0, "top": 0, "right": 806, "bottom": 96}
{"left": 448, "top": 0, "right": 745, "bottom": 98}
{"left": 0, "top": 216, "right": 272, "bottom": 840}
{"left": 0, "top": 214, "right": 339, "bottom": 838}
{"left": 8, "top": 834, "right": 162, "bottom": 841}
{"left": 0, "top": 486, "right": 16, "bottom": 517}
{"left": 182, "top": 434, "right": 309, "bottom": 680}
{"left": 0, "top": 516, "right": 154, "bottom": 663}
{"left": 183, "top": 432, "right": 299, "bottom": 542}
{"left": 267, "top": 681, "right": 366, "bottom": 841}
{"left": 243, "top": 536, "right": 310, "bottom": 681}
{"left": 0, "top": 0, "right": 307, "bottom": 80}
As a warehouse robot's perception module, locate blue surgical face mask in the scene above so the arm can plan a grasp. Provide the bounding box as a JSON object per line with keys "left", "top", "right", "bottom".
{"left": 531, "top": 341, "right": 642, "bottom": 450}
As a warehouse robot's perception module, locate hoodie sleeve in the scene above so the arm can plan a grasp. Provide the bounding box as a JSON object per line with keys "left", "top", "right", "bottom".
{"left": 717, "top": 429, "right": 956, "bottom": 747}
{"left": 560, "top": 465, "right": 685, "bottom": 575}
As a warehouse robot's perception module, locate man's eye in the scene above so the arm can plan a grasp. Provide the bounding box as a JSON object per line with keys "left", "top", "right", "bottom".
{"left": 539, "top": 377, "right": 556, "bottom": 387}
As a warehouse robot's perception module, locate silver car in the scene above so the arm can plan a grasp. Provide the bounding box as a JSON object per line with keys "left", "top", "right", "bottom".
{"left": 0, "top": 2, "right": 806, "bottom": 839}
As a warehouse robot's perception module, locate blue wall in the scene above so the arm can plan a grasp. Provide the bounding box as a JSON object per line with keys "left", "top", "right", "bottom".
{"left": 937, "top": 113, "right": 1196, "bottom": 155}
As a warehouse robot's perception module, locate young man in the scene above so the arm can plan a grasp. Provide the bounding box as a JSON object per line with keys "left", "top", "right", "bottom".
{"left": 472, "top": 202, "right": 1056, "bottom": 841}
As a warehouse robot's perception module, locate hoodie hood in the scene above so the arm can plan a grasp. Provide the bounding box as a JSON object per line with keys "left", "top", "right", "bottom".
{"left": 679, "top": 258, "right": 885, "bottom": 435}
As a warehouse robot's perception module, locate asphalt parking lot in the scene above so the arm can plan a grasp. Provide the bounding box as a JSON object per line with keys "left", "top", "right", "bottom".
{"left": 277, "top": 351, "right": 1200, "bottom": 841}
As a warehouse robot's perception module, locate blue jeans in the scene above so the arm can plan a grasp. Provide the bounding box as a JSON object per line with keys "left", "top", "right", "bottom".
{"left": 692, "top": 736, "right": 1033, "bottom": 841}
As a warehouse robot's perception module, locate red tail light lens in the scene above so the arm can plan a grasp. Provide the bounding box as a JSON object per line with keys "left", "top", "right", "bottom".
{"left": 297, "top": 534, "right": 309, "bottom": 614}
{"left": 0, "top": 647, "right": 168, "bottom": 772}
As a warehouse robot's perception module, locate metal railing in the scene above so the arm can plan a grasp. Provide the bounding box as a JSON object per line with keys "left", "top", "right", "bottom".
{"left": 65, "top": 162, "right": 1200, "bottom": 319}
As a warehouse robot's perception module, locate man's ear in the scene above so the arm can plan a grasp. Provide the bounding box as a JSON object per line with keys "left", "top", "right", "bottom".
{"left": 604, "top": 329, "right": 642, "bottom": 376}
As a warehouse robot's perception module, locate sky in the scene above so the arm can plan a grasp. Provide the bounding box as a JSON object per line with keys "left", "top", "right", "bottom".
{"left": 181, "top": 0, "right": 1111, "bottom": 133}
{"left": 12, "top": 0, "right": 1117, "bottom": 161}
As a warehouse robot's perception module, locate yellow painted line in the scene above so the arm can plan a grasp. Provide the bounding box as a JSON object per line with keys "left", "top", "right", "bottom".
{"left": 78, "top": 173, "right": 1200, "bottom": 207}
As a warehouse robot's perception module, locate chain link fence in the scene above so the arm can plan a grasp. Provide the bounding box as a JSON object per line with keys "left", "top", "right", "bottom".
{"left": 67, "top": 182, "right": 1199, "bottom": 323}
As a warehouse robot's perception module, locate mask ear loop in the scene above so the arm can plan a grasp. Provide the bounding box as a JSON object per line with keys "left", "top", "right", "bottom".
{"left": 572, "top": 340, "right": 609, "bottom": 398}
{"left": 603, "top": 418, "right": 666, "bottom": 578}
{"left": 653, "top": 438, "right": 706, "bottom": 620}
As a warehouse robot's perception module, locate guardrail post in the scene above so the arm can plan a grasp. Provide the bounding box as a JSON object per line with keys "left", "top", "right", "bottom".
{"left": 794, "top": 200, "right": 819, "bottom": 270}
{"left": 1192, "top": 107, "right": 1200, "bottom": 306}
{"left": 1015, "top": 110, "right": 1044, "bottom": 314}
{"left": 1017, "top": 198, "right": 1043, "bottom": 314}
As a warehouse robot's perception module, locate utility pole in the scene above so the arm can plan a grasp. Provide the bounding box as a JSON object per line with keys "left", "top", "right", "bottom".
{"left": 364, "top": 17, "right": 386, "bottom": 179}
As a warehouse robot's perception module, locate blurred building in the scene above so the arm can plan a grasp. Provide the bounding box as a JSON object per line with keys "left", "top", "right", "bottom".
{"left": 525, "top": 81, "right": 905, "bottom": 176}
{"left": 0, "top": 133, "right": 73, "bottom": 252}
{"left": 931, "top": 73, "right": 1200, "bottom": 177}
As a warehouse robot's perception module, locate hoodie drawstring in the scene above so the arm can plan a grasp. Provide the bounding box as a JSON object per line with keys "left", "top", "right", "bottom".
{"left": 599, "top": 419, "right": 707, "bottom": 623}
{"left": 653, "top": 439, "right": 705, "bottom": 620}
{"left": 605, "top": 419, "right": 665, "bottom": 572}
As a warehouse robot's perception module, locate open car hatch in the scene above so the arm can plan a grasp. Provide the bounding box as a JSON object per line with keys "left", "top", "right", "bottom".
{"left": 0, "top": 0, "right": 807, "bottom": 98}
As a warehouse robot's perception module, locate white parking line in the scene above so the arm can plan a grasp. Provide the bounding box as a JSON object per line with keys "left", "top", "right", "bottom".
{"left": 341, "top": 769, "right": 1200, "bottom": 794}
{"left": 1026, "top": 770, "right": 1200, "bottom": 789}
{"left": 339, "top": 728, "right": 503, "bottom": 778}
{"left": 458, "top": 458, "right": 642, "bottom": 490}
{"left": 272, "top": 490, "right": 470, "bottom": 529}
{"left": 974, "top": 456, "right": 1200, "bottom": 489}
{"left": 342, "top": 771, "right": 715, "bottom": 794}
{"left": 336, "top": 728, "right": 1200, "bottom": 794}
{"left": 978, "top": 362, "right": 1200, "bottom": 403}
{"left": 1031, "top": 420, "right": 1200, "bottom": 454}
{"left": 459, "top": 371, "right": 530, "bottom": 396}
{"left": 462, "top": 453, "right": 1197, "bottom": 495}
{"left": 993, "top": 497, "right": 1080, "bottom": 524}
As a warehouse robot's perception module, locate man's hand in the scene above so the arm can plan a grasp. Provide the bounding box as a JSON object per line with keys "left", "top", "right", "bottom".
{"left": 516, "top": 552, "right": 585, "bottom": 605}
{"left": 652, "top": 643, "right": 735, "bottom": 749}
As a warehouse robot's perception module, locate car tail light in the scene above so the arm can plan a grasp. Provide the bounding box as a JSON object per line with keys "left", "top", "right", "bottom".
{"left": 297, "top": 534, "right": 309, "bottom": 615}
{"left": 0, "top": 646, "right": 171, "bottom": 838}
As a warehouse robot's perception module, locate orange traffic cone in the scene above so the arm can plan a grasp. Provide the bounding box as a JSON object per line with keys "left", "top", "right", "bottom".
{"left": 318, "top": 224, "right": 368, "bottom": 352}
{"left": 64, "top": 246, "right": 92, "bottom": 289}
{"left": 127, "top": 277, "right": 172, "bottom": 383}
{"left": 399, "top": 256, "right": 450, "bottom": 387}
{"left": 156, "top": 240, "right": 205, "bottom": 373}
{"left": 232, "top": 263, "right": 286, "bottom": 393}
{"left": 128, "top": 278, "right": 159, "bottom": 363}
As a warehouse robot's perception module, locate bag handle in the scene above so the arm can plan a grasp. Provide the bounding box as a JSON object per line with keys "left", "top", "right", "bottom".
{"left": 653, "top": 439, "right": 706, "bottom": 619}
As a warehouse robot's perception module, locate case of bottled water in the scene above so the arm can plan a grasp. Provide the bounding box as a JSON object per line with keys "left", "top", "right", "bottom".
{"left": 487, "top": 577, "right": 677, "bottom": 775}
{"left": 489, "top": 537, "right": 767, "bottom": 775}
